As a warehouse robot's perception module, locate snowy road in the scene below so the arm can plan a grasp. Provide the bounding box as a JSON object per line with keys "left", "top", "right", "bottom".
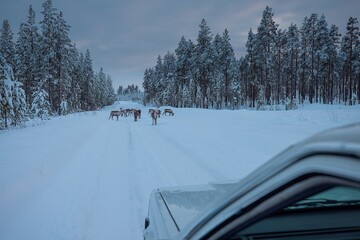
{"left": 1, "top": 101, "right": 360, "bottom": 239}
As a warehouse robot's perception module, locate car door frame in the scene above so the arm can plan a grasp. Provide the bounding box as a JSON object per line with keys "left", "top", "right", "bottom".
{"left": 183, "top": 154, "right": 360, "bottom": 239}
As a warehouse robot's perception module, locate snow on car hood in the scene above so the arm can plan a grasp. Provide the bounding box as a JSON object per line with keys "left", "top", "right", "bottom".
{"left": 158, "top": 180, "right": 239, "bottom": 230}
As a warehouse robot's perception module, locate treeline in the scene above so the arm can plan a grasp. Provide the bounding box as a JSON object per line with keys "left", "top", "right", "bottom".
{"left": 116, "top": 84, "right": 141, "bottom": 95}
{"left": 143, "top": 6, "right": 360, "bottom": 109}
{"left": 0, "top": 0, "right": 115, "bottom": 129}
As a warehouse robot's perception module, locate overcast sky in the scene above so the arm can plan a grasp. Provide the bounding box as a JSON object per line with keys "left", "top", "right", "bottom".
{"left": 1, "top": 0, "right": 360, "bottom": 90}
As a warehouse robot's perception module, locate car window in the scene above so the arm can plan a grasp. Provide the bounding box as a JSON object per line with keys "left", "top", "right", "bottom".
{"left": 232, "top": 185, "right": 360, "bottom": 239}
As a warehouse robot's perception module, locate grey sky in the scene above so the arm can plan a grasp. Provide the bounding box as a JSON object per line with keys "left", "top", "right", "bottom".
{"left": 1, "top": 0, "right": 359, "bottom": 90}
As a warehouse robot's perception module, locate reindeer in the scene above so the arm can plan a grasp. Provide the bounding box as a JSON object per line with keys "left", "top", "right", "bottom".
{"left": 109, "top": 111, "right": 121, "bottom": 120}
{"left": 149, "top": 108, "right": 161, "bottom": 118}
{"left": 162, "top": 108, "right": 174, "bottom": 116}
{"left": 150, "top": 110, "right": 158, "bottom": 125}
{"left": 133, "top": 109, "right": 141, "bottom": 122}
{"left": 119, "top": 109, "right": 127, "bottom": 117}
{"left": 123, "top": 108, "right": 133, "bottom": 117}
{"left": 148, "top": 109, "right": 155, "bottom": 115}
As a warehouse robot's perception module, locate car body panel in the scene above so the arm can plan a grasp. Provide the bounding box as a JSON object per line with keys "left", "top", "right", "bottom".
{"left": 160, "top": 181, "right": 239, "bottom": 230}
{"left": 144, "top": 181, "right": 239, "bottom": 239}
{"left": 144, "top": 123, "right": 360, "bottom": 240}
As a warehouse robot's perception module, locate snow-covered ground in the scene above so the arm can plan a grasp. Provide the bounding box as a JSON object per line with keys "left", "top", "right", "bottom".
{"left": 0, "top": 101, "right": 359, "bottom": 239}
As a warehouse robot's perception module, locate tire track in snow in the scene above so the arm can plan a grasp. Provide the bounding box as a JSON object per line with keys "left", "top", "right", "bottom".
{"left": 132, "top": 126, "right": 178, "bottom": 186}
{"left": 153, "top": 126, "right": 225, "bottom": 181}
{"left": 125, "top": 122, "right": 152, "bottom": 239}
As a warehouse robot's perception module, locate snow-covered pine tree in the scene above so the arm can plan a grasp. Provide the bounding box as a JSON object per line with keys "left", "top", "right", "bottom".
{"left": 212, "top": 33, "right": 224, "bottom": 108}
{"left": 238, "top": 56, "right": 249, "bottom": 107}
{"left": 16, "top": 5, "right": 41, "bottom": 106}
{"left": 154, "top": 55, "right": 164, "bottom": 106}
{"left": 142, "top": 68, "right": 152, "bottom": 104}
{"left": 31, "top": 85, "right": 50, "bottom": 120}
{"left": 303, "top": 14, "right": 319, "bottom": 103}
{"left": 54, "top": 11, "right": 72, "bottom": 115}
{"left": 328, "top": 24, "right": 341, "bottom": 104}
{"left": 59, "top": 98, "right": 67, "bottom": 115}
{"left": 0, "top": 77, "right": 14, "bottom": 129}
{"left": 284, "top": 23, "right": 300, "bottom": 105}
{"left": 244, "top": 29, "right": 257, "bottom": 108}
{"left": 95, "top": 67, "right": 106, "bottom": 108}
{"left": 315, "top": 15, "right": 333, "bottom": 104}
{"left": 221, "top": 29, "right": 237, "bottom": 108}
{"left": 0, "top": 20, "right": 16, "bottom": 76}
{"left": 1, "top": 19, "right": 28, "bottom": 128}
{"left": 105, "top": 74, "right": 115, "bottom": 106}
{"left": 254, "top": 6, "right": 278, "bottom": 105}
{"left": 194, "top": 19, "right": 213, "bottom": 108}
{"left": 12, "top": 80, "right": 27, "bottom": 126}
{"left": 83, "top": 49, "right": 95, "bottom": 110}
{"left": 67, "top": 45, "right": 82, "bottom": 111}
{"left": 271, "top": 28, "right": 287, "bottom": 105}
{"left": 340, "top": 17, "right": 359, "bottom": 105}
{"left": 175, "top": 36, "right": 193, "bottom": 107}
{"left": 40, "top": 0, "right": 58, "bottom": 113}
{"left": 162, "top": 52, "right": 176, "bottom": 106}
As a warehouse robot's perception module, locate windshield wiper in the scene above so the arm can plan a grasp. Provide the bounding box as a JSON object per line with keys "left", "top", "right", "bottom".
{"left": 284, "top": 198, "right": 360, "bottom": 210}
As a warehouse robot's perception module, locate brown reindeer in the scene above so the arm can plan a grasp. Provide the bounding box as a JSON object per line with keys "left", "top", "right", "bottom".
{"left": 133, "top": 109, "right": 141, "bottom": 122}
{"left": 123, "top": 108, "right": 133, "bottom": 117}
{"left": 150, "top": 110, "right": 158, "bottom": 125}
{"left": 148, "top": 109, "right": 155, "bottom": 115}
{"left": 109, "top": 111, "right": 121, "bottom": 120}
{"left": 162, "top": 108, "right": 174, "bottom": 116}
{"left": 149, "top": 108, "right": 161, "bottom": 118}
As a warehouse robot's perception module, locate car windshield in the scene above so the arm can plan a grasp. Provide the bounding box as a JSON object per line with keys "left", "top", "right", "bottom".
{"left": 284, "top": 186, "right": 360, "bottom": 210}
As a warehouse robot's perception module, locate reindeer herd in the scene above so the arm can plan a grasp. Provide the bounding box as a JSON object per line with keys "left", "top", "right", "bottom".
{"left": 109, "top": 107, "right": 174, "bottom": 125}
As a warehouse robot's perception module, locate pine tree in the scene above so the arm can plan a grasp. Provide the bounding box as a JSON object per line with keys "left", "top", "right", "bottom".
{"left": 212, "top": 33, "right": 224, "bottom": 108}
{"left": 31, "top": 86, "right": 50, "bottom": 119}
{"left": 0, "top": 77, "right": 13, "bottom": 129}
{"left": 105, "top": 74, "right": 115, "bottom": 106}
{"left": 16, "top": 5, "right": 41, "bottom": 106}
{"left": 175, "top": 36, "right": 193, "bottom": 107}
{"left": 83, "top": 49, "right": 95, "bottom": 110}
{"left": 162, "top": 51, "right": 176, "bottom": 106}
{"left": 0, "top": 19, "right": 25, "bottom": 128}
{"left": 193, "top": 19, "right": 213, "bottom": 108}
{"left": 340, "top": 17, "right": 359, "bottom": 105}
{"left": 254, "top": 6, "right": 278, "bottom": 105}
{"left": 328, "top": 25, "right": 341, "bottom": 104}
{"left": 54, "top": 11, "right": 72, "bottom": 114}
{"left": 245, "top": 29, "right": 257, "bottom": 108}
{"left": 40, "top": 0, "right": 58, "bottom": 113}
{"left": 284, "top": 23, "right": 300, "bottom": 104}
{"left": 12, "top": 80, "right": 27, "bottom": 125}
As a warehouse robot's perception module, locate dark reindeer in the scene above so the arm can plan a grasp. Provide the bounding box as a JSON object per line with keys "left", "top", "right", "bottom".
{"left": 148, "top": 109, "right": 160, "bottom": 117}
{"left": 162, "top": 108, "right": 174, "bottom": 116}
{"left": 133, "top": 109, "right": 141, "bottom": 122}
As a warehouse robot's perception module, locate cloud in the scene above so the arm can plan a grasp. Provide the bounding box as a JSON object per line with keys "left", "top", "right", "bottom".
{"left": 1, "top": 0, "right": 360, "bottom": 89}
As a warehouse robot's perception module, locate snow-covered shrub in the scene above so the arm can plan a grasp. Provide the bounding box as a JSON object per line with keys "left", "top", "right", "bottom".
{"left": 285, "top": 98, "right": 298, "bottom": 110}
{"left": 60, "top": 99, "right": 68, "bottom": 115}
{"left": 31, "top": 88, "right": 50, "bottom": 120}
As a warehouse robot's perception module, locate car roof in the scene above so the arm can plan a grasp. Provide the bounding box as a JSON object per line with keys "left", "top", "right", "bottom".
{"left": 305, "top": 122, "right": 360, "bottom": 145}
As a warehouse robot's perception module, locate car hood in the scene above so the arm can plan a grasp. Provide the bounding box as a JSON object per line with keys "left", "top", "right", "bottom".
{"left": 158, "top": 180, "right": 239, "bottom": 230}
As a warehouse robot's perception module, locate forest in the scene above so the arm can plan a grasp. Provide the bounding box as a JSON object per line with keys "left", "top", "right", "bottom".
{"left": 143, "top": 6, "right": 360, "bottom": 110}
{"left": 0, "top": 0, "right": 115, "bottom": 129}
